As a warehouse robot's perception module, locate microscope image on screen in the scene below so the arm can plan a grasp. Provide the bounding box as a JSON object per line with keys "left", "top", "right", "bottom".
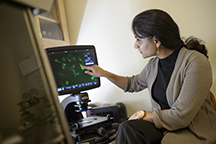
{"left": 49, "top": 51, "right": 96, "bottom": 88}
{"left": 46, "top": 45, "right": 100, "bottom": 95}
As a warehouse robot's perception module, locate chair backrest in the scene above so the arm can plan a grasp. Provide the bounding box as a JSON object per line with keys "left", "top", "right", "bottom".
{"left": 210, "top": 91, "right": 216, "bottom": 112}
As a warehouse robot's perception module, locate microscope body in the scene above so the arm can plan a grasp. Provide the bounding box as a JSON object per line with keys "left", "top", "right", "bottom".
{"left": 61, "top": 92, "right": 117, "bottom": 143}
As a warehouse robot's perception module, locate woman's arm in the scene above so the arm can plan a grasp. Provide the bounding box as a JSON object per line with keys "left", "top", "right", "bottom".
{"left": 81, "top": 65, "right": 127, "bottom": 90}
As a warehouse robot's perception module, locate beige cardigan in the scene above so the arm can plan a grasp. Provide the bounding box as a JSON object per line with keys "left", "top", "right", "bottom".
{"left": 125, "top": 47, "right": 216, "bottom": 144}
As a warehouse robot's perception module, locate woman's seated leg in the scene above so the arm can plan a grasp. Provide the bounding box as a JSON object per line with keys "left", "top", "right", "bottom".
{"left": 115, "top": 119, "right": 163, "bottom": 144}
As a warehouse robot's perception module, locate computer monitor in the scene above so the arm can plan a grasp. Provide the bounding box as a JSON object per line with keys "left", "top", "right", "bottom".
{"left": 46, "top": 45, "right": 100, "bottom": 95}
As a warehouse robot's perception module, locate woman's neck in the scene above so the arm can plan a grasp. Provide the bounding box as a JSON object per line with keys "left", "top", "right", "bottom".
{"left": 157, "top": 46, "right": 175, "bottom": 59}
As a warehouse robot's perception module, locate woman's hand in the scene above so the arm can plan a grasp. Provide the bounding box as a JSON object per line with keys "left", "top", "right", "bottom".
{"left": 128, "top": 112, "right": 137, "bottom": 120}
{"left": 81, "top": 65, "right": 127, "bottom": 90}
{"left": 81, "top": 65, "right": 106, "bottom": 77}
{"left": 128, "top": 110, "right": 154, "bottom": 123}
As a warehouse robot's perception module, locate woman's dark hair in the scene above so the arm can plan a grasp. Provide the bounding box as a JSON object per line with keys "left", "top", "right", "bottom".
{"left": 132, "top": 9, "right": 208, "bottom": 58}
{"left": 183, "top": 36, "right": 208, "bottom": 58}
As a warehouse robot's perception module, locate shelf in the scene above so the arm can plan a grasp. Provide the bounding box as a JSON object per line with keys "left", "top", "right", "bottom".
{"left": 38, "top": 15, "right": 59, "bottom": 24}
{"left": 39, "top": 17, "right": 63, "bottom": 40}
{"left": 34, "top": 0, "right": 69, "bottom": 48}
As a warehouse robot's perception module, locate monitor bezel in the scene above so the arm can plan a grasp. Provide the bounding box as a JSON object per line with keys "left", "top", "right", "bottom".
{"left": 46, "top": 45, "right": 100, "bottom": 95}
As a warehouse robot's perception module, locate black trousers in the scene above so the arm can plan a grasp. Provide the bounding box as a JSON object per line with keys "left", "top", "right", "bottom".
{"left": 115, "top": 120, "right": 163, "bottom": 144}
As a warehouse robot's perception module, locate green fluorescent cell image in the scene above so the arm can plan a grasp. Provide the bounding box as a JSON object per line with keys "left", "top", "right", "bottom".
{"left": 48, "top": 50, "right": 96, "bottom": 88}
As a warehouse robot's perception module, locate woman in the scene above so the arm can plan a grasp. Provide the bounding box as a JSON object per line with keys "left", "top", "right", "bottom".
{"left": 81, "top": 9, "right": 216, "bottom": 144}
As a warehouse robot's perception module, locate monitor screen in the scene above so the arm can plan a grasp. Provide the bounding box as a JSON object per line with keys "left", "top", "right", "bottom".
{"left": 46, "top": 45, "right": 100, "bottom": 95}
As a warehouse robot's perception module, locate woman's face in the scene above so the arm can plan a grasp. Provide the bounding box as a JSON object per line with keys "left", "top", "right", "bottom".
{"left": 134, "top": 36, "right": 157, "bottom": 59}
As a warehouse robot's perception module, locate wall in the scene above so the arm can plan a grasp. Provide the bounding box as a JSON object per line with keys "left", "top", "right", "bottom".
{"left": 64, "top": 0, "right": 216, "bottom": 117}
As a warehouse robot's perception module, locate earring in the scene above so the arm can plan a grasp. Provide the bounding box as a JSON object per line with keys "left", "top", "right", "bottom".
{"left": 156, "top": 46, "right": 160, "bottom": 55}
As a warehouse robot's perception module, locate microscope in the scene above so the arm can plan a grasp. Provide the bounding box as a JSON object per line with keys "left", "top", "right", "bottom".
{"left": 45, "top": 45, "right": 119, "bottom": 143}
{"left": 61, "top": 92, "right": 118, "bottom": 144}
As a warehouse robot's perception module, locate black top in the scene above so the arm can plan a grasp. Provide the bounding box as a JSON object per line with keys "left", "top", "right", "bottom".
{"left": 152, "top": 47, "right": 181, "bottom": 110}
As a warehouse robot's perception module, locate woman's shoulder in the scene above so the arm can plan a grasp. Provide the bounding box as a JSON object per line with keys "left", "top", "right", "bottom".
{"left": 178, "top": 47, "right": 211, "bottom": 69}
{"left": 180, "top": 47, "right": 208, "bottom": 60}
